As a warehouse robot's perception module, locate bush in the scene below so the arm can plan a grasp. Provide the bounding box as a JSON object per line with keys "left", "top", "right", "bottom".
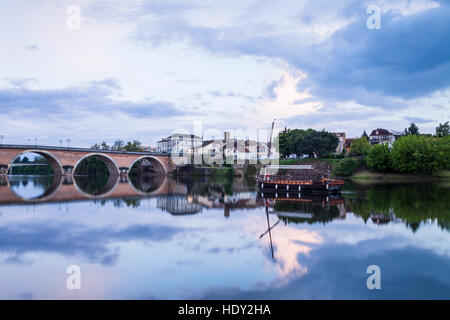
{"left": 333, "top": 158, "right": 359, "bottom": 177}
{"left": 435, "top": 135, "right": 450, "bottom": 170}
{"left": 366, "top": 143, "right": 391, "bottom": 172}
{"left": 391, "top": 135, "right": 442, "bottom": 174}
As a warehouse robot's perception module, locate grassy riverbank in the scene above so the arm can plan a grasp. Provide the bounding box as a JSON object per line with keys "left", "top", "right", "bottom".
{"left": 278, "top": 158, "right": 450, "bottom": 182}
{"left": 349, "top": 169, "right": 450, "bottom": 182}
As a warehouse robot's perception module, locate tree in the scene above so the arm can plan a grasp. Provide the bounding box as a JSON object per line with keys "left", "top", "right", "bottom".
{"left": 113, "top": 139, "right": 125, "bottom": 150}
{"left": 333, "top": 158, "right": 359, "bottom": 177}
{"left": 100, "top": 141, "right": 110, "bottom": 150}
{"left": 350, "top": 137, "right": 371, "bottom": 156}
{"left": 435, "top": 121, "right": 450, "bottom": 137}
{"left": 404, "top": 122, "right": 419, "bottom": 135}
{"left": 362, "top": 130, "right": 369, "bottom": 140}
{"left": 299, "top": 130, "right": 339, "bottom": 158}
{"left": 277, "top": 128, "right": 334, "bottom": 158}
{"left": 125, "top": 140, "right": 143, "bottom": 151}
{"left": 91, "top": 143, "right": 101, "bottom": 150}
{"left": 391, "top": 135, "right": 440, "bottom": 174}
{"left": 366, "top": 143, "right": 391, "bottom": 172}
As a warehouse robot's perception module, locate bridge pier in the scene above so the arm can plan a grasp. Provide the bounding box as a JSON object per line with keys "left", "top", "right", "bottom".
{"left": 0, "top": 165, "right": 8, "bottom": 175}
{"left": 62, "top": 165, "right": 74, "bottom": 175}
{"left": 119, "top": 167, "right": 129, "bottom": 175}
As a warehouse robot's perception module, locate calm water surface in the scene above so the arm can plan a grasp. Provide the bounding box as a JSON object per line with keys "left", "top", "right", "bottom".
{"left": 0, "top": 174, "right": 449, "bottom": 299}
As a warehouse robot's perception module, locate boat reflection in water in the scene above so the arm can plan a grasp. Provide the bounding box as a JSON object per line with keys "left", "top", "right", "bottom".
{"left": 257, "top": 191, "right": 347, "bottom": 260}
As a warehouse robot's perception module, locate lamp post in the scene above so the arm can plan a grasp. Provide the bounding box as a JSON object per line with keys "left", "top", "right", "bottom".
{"left": 0, "top": 135, "right": 4, "bottom": 144}
{"left": 66, "top": 139, "right": 71, "bottom": 148}
{"left": 59, "top": 140, "right": 63, "bottom": 147}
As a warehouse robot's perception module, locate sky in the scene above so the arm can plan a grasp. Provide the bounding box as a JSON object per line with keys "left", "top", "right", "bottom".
{"left": 0, "top": 0, "right": 449, "bottom": 147}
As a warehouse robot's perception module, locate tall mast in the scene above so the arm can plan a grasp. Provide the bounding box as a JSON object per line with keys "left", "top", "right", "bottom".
{"left": 267, "top": 119, "right": 276, "bottom": 158}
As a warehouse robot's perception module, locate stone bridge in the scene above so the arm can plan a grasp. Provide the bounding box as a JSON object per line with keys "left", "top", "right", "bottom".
{"left": 0, "top": 145, "right": 175, "bottom": 176}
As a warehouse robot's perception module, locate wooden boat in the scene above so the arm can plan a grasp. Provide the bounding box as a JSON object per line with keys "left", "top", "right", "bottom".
{"left": 257, "top": 165, "right": 344, "bottom": 194}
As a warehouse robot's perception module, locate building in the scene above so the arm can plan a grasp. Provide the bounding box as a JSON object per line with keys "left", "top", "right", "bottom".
{"left": 193, "top": 132, "right": 277, "bottom": 165}
{"left": 369, "top": 128, "right": 395, "bottom": 146}
{"left": 332, "top": 132, "right": 346, "bottom": 154}
{"left": 344, "top": 138, "right": 355, "bottom": 153}
{"left": 157, "top": 134, "right": 202, "bottom": 154}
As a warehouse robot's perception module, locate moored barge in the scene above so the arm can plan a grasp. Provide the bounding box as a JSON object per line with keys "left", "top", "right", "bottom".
{"left": 257, "top": 165, "right": 344, "bottom": 194}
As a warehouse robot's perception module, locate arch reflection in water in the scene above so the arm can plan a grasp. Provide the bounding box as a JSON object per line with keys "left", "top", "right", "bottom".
{"left": 129, "top": 174, "right": 166, "bottom": 194}
{"left": 8, "top": 175, "right": 62, "bottom": 201}
{"left": 73, "top": 174, "right": 119, "bottom": 197}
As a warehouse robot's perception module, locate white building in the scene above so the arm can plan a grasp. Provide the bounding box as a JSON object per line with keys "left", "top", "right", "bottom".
{"left": 369, "top": 128, "right": 395, "bottom": 147}
{"left": 157, "top": 134, "right": 202, "bottom": 154}
{"left": 193, "top": 132, "right": 278, "bottom": 165}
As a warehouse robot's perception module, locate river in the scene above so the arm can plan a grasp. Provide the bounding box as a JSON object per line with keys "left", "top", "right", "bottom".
{"left": 0, "top": 174, "right": 449, "bottom": 299}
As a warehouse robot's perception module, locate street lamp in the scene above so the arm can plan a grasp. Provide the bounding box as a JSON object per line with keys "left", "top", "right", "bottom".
{"left": 35, "top": 137, "right": 37, "bottom": 147}
{"left": 0, "top": 135, "right": 4, "bottom": 144}
{"left": 66, "top": 139, "right": 71, "bottom": 148}
{"left": 59, "top": 140, "right": 63, "bottom": 147}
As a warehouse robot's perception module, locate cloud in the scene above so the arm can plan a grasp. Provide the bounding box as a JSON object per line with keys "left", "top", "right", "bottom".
{"left": 0, "top": 221, "right": 188, "bottom": 266}
{"left": 24, "top": 44, "right": 38, "bottom": 50}
{"left": 191, "top": 243, "right": 450, "bottom": 299}
{"left": 132, "top": 1, "right": 450, "bottom": 106}
{"left": 0, "top": 78, "right": 185, "bottom": 120}
{"left": 404, "top": 116, "right": 435, "bottom": 123}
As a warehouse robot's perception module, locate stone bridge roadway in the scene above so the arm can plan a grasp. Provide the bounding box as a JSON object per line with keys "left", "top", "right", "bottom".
{"left": 0, "top": 144, "right": 176, "bottom": 176}
{"left": 0, "top": 174, "right": 186, "bottom": 205}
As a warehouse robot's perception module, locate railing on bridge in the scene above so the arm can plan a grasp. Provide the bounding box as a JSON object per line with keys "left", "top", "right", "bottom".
{"left": 0, "top": 144, "right": 168, "bottom": 156}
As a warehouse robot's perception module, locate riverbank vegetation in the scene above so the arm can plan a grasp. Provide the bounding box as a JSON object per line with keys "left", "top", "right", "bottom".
{"left": 366, "top": 135, "right": 450, "bottom": 175}
{"left": 277, "top": 123, "right": 449, "bottom": 179}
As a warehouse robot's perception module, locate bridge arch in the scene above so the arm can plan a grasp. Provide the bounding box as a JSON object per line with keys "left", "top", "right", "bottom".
{"left": 129, "top": 156, "right": 167, "bottom": 175}
{"left": 9, "top": 150, "right": 63, "bottom": 175}
{"left": 73, "top": 153, "right": 120, "bottom": 176}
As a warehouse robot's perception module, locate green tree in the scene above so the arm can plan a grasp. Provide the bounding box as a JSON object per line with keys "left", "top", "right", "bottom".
{"left": 404, "top": 122, "right": 419, "bottom": 135}
{"left": 366, "top": 143, "right": 391, "bottom": 172}
{"left": 113, "top": 139, "right": 125, "bottom": 150}
{"left": 435, "top": 135, "right": 450, "bottom": 170}
{"left": 300, "top": 130, "right": 339, "bottom": 158}
{"left": 391, "top": 135, "right": 441, "bottom": 174}
{"left": 125, "top": 140, "right": 143, "bottom": 151}
{"left": 350, "top": 137, "right": 371, "bottom": 156}
{"left": 435, "top": 121, "right": 450, "bottom": 137}
{"left": 333, "top": 158, "right": 359, "bottom": 177}
{"left": 100, "top": 141, "right": 110, "bottom": 150}
{"left": 362, "top": 130, "right": 369, "bottom": 140}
